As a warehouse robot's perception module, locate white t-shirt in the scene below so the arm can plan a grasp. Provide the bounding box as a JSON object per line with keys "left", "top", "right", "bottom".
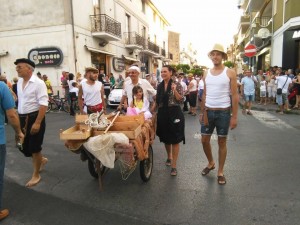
{"left": 260, "top": 81, "right": 267, "bottom": 92}
{"left": 276, "top": 75, "right": 292, "bottom": 94}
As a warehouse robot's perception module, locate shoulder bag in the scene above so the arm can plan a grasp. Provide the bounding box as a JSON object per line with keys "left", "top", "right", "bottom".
{"left": 276, "top": 77, "right": 288, "bottom": 95}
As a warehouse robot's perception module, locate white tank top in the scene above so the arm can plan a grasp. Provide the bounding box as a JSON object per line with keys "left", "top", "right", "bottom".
{"left": 82, "top": 81, "right": 103, "bottom": 106}
{"left": 205, "top": 67, "right": 231, "bottom": 108}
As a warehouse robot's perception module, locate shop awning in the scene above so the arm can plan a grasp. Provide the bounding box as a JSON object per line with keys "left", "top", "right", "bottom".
{"left": 84, "top": 45, "right": 116, "bottom": 56}
{"left": 122, "top": 55, "right": 140, "bottom": 62}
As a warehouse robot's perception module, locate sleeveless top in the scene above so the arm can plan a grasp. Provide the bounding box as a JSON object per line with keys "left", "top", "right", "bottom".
{"left": 81, "top": 81, "right": 103, "bottom": 106}
{"left": 205, "top": 67, "right": 231, "bottom": 108}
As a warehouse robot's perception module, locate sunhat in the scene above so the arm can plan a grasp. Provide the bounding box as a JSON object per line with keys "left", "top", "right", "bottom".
{"left": 85, "top": 67, "right": 99, "bottom": 73}
{"left": 208, "top": 43, "right": 227, "bottom": 59}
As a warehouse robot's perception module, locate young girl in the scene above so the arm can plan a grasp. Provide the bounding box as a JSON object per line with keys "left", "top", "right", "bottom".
{"left": 126, "top": 85, "right": 152, "bottom": 120}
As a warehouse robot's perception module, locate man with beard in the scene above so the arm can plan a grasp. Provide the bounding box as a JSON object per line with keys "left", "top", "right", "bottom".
{"left": 78, "top": 67, "right": 106, "bottom": 114}
{"left": 199, "top": 44, "right": 238, "bottom": 185}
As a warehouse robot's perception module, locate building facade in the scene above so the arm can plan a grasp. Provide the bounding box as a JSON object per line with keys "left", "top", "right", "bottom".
{"left": 0, "top": 0, "right": 171, "bottom": 93}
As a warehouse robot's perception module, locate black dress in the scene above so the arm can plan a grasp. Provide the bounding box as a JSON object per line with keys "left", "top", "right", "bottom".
{"left": 156, "top": 80, "right": 185, "bottom": 144}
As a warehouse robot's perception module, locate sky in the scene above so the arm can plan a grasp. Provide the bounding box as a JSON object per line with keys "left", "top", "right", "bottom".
{"left": 152, "top": 0, "right": 243, "bottom": 67}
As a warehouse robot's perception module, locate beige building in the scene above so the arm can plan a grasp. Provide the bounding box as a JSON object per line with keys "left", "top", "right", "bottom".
{"left": 0, "top": 0, "right": 171, "bottom": 93}
{"left": 168, "top": 31, "right": 180, "bottom": 65}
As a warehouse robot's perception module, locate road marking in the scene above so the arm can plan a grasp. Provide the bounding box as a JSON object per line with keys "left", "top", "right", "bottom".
{"left": 251, "top": 111, "right": 295, "bottom": 130}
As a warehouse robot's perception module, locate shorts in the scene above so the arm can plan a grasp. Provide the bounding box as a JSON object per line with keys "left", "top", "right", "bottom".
{"left": 19, "top": 111, "right": 46, "bottom": 157}
{"left": 267, "top": 86, "right": 275, "bottom": 98}
{"left": 244, "top": 94, "right": 255, "bottom": 102}
{"left": 260, "top": 91, "right": 266, "bottom": 97}
{"left": 276, "top": 93, "right": 288, "bottom": 106}
{"left": 201, "top": 109, "right": 231, "bottom": 137}
{"left": 189, "top": 91, "right": 197, "bottom": 107}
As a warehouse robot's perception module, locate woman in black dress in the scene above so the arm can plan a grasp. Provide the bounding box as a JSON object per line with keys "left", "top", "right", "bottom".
{"left": 153, "top": 65, "right": 185, "bottom": 176}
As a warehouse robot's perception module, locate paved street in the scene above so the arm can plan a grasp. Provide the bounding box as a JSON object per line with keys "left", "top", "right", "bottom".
{"left": 2, "top": 109, "right": 300, "bottom": 225}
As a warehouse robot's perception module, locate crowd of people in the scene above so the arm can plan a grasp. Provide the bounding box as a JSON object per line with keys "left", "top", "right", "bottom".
{"left": 8, "top": 42, "right": 300, "bottom": 220}
{"left": 238, "top": 67, "right": 300, "bottom": 115}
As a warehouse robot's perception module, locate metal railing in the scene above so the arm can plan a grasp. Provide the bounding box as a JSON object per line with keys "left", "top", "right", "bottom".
{"left": 147, "top": 40, "right": 159, "bottom": 54}
{"left": 90, "top": 14, "right": 121, "bottom": 38}
{"left": 259, "top": 16, "right": 271, "bottom": 27}
{"left": 161, "top": 48, "right": 166, "bottom": 57}
{"left": 124, "top": 32, "right": 145, "bottom": 47}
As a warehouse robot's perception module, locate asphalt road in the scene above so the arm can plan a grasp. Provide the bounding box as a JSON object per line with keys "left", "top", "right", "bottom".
{"left": 2, "top": 109, "right": 300, "bottom": 225}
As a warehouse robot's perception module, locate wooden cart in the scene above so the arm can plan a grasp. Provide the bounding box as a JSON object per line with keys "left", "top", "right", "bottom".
{"left": 60, "top": 112, "right": 156, "bottom": 190}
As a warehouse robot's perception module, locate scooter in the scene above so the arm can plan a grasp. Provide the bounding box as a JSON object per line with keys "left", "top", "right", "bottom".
{"left": 288, "top": 85, "right": 298, "bottom": 108}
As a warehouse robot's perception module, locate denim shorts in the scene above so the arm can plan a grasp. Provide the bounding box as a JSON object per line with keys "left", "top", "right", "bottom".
{"left": 244, "top": 94, "right": 255, "bottom": 102}
{"left": 276, "top": 93, "right": 287, "bottom": 105}
{"left": 260, "top": 91, "right": 266, "bottom": 97}
{"left": 201, "top": 109, "right": 231, "bottom": 137}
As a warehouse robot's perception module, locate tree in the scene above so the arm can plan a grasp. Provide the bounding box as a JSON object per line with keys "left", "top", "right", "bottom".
{"left": 223, "top": 61, "right": 234, "bottom": 68}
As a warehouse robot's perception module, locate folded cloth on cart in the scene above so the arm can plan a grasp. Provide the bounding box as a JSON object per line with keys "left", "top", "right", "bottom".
{"left": 83, "top": 133, "right": 129, "bottom": 168}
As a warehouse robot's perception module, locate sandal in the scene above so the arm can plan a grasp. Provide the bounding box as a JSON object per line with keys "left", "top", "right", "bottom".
{"left": 165, "top": 159, "right": 171, "bottom": 166}
{"left": 217, "top": 175, "right": 226, "bottom": 185}
{"left": 170, "top": 168, "right": 177, "bottom": 176}
{"left": 201, "top": 164, "right": 215, "bottom": 176}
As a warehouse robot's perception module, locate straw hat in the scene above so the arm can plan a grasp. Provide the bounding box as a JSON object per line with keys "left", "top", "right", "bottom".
{"left": 187, "top": 73, "right": 194, "bottom": 78}
{"left": 208, "top": 43, "right": 227, "bottom": 59}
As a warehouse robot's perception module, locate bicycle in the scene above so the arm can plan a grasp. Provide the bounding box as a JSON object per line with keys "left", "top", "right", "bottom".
{"left": 47, "top": 95, "right": 70, "bottom": 113}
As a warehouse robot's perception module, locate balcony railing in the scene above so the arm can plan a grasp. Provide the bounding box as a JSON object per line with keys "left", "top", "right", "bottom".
{"left": 124, "top": 32, "right": 145, "bottom": 47}
{"left": 90, "top": 14, "right": 121, "bottom": 39}
{"left": 258, "top": 16, "right": 271, "bottom": 27}
{"left": 146, "top": 40, "right": 160, "bottom": 54}
{"left": 161, "top": 48, "right": 166, "bottom": 57}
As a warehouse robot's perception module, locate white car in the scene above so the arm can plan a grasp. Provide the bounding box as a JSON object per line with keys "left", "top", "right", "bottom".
{"left": 108, "top": 81, "right": 124, "bottom": 107}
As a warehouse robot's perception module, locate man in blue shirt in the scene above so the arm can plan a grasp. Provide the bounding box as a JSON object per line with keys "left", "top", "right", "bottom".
{"left": 0, "top": 82, "right": 24, "bottom": 221}
{"left": 241, "top": 70, "right": 257, "bottom": 115}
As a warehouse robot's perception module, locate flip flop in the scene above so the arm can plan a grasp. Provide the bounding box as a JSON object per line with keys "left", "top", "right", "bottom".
{"left": 165, "top": 159, "right": 171, "bottom": 166}
{"left": 201, "top": 164, "right": 215, "bottom": 176}
{"left": 170, "top": 168, "right": 177, "bottom": 176}
{"left": 217, "top": 175, "right": 226, "bottom": 185}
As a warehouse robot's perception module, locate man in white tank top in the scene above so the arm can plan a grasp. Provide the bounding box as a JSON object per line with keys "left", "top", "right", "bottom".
{"left": 199, "top": 44, "right": 239, "bottom": 185}
{"left": 78, "top": 67, "right": 106, "bottom": 114}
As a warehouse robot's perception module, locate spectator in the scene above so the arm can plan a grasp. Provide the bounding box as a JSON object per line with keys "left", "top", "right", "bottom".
{"left": 42, "top": 75, "right": 53, "bottom": 96}
{"left": 241, "top": 70, "right": 257, "bottom": 115}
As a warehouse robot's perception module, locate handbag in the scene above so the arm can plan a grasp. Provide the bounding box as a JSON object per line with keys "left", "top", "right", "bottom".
{"left": 276, "top": 77, "right": 288, "bottom": 95}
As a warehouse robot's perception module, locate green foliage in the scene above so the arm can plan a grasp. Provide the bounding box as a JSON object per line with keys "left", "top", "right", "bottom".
{"left": 223, "top": 61, "right": 234, "bottom": 68}
{"left": 175, "top": 64, "right": 190, "bottom": 73}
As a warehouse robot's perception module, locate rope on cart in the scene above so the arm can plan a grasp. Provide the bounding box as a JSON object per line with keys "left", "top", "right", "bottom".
{"left": 84, "top": 111, "right": 111, "bottom": 130}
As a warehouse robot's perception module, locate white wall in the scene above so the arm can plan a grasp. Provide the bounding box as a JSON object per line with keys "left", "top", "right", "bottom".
{"left": 271, "top": 34, "right": 284, "bottom": 67}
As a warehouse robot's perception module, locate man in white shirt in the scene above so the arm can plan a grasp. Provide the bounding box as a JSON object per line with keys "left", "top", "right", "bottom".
{"left": 276, "top": 72, "right": 293, "bottom": 114}
{"left": 15, "top": 58, "right": 48, "bottom": 187}
{"left": 117, "top": 66, "right": 156, "bottom": 111}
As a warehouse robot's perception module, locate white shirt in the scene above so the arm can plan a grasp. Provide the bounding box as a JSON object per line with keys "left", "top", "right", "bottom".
{"left": 198, "top": 79, "right": 204, "bottom": 90}
{"left": 81, "top": 81, "right": 103, "bottom": 106}
{"left": 17, "top": 75, "right": 48, "bottom": 114}
{"left": 276, "top": 75, "right": 292, "bottom": 94}
{"left": 123, "top": 78, "right": 157, "bottom": 106}
{"left": 69, "top": 87, "right": 79, "bottom": 96}
{"left": 189, "top": 79, "right": 197, "bottom": 92}
{"left": 180, "top": 81, "right": 187, "bottom": 92}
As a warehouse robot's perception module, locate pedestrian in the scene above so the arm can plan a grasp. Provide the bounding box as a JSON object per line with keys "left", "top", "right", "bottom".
{"left": 241, "top": 70, "right": 257, "bottom": 115}
{"left": 69, "top": 82, "right": 79, "bottom": 116}
{"left": 200, "top": 43, "right": 238, "bottom": 185}
{"left": 292, "top": 71, "right": 300, "bottom": 109}
{"left": 12, "top": 77, "right": 18, "bottom": 107}
{"left": 15, "top": 58, "right": 49, "bottom": 187}
{"left": 78, "top": 67, "right": 106, "bottom": 114}
{"left": 117, "top": 66, "right": 156, "bottom": 112}
{"left": 42, "top": 74, "right": 53, "bottom": 96}
{"left": 275, "top": 70, "right": 293, "bottom": 114}
{"left": 0, "top": 81, "right": 24, "bottom": 221}
{"left": 187, "top": 73, "right": 197, "bottom": 116}
{"left": 258, "top": 75, "right": 267, "bottom": 105}
{"left": 61, "top": 71, "right": 69, "bottom": 99}
{"left": 109, "top": 72, "right": 115, "bottom": 86}
{"left": 103, "top": 75, "right": 111, "bottom": 102}
{"left": 153, "top": 65, "right": 185, "bottom": 176}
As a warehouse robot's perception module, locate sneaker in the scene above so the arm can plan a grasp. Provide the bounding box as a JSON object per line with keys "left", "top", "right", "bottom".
{"left": 0, "top": 209, "right": 9, "bottom": 221}
{"left": 165, "top": 159, "right": 171, "bottom": 166}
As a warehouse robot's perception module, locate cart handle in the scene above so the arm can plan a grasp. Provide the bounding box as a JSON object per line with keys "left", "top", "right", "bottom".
{"left": 103, "top": 111, "right": 120, "bottom": 134}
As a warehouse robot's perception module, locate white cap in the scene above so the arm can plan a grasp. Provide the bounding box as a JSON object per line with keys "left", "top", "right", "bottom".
{"left": 129, "top": 65, "right": 141, "bottom": 73}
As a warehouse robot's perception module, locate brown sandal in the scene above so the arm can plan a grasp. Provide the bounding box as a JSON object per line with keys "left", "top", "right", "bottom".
{"left": 217, "top": 175, "right": 226, "bottom": 185}
{"left": 201, "top": 164, "right": 215, "bottom": 176}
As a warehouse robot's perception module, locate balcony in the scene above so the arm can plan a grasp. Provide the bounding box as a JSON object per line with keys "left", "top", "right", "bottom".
{"left": 90, "top": 14, "right": 122, "bottom": 41}
{"left": 239, "top": 15, "right": 250, "bottom": 34}
{"left": 144, "top": 40, "right": 160, "bottom": 56}
{"left": 161, "top": 48, "right": 166, "bottom": 57}
{"left": 124, "top": 32, "right": 144, "bottom": 50}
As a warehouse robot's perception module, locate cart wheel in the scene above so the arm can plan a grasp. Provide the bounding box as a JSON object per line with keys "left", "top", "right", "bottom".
{"left": 88, "top": 157, "right": 106, "bottom": 178}
{"left": 139, "top": 145, "right": 153, "bottom": 182}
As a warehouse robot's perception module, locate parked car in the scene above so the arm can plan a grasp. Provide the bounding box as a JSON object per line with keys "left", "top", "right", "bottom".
{"left": 107, "top": 80, "right": 124, "bottom": 107}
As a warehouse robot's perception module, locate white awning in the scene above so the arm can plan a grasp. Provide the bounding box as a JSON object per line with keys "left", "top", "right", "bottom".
{"left": 84, "top": 45, "right": 116, "bottom": 56}
{"left": 122, "top": 55, "right": 140, "bottom": 62}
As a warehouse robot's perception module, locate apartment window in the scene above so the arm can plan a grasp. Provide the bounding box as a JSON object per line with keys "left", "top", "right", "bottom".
{"left": 125, "top": 14, "right": 130, "bottom": 33}
{"left": 273, "top": 0, "right": 277, "bottom": 16}
{"left": 142, "top": 26, "right": 146, "bottom": 38}
{"left": 141, "top": 0, "right": 145, "bottom": 13}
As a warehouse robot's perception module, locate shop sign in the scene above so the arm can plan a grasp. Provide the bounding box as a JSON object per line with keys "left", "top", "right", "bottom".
{"left": 113, "top": 57, "right": 125, "bottom": 72}
{"left": 292, "top": 30, "right": 300, "bottom": 39}
{"left": 28, "top": 47, "right": 63, "bottom": 67}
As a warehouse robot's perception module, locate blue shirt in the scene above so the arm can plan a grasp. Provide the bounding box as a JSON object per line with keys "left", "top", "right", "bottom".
{"left": 241, "top": 76, "right": 257, "bottom": 95}
{"left": 0, "top": 82, "right": 15, "bottom": 144}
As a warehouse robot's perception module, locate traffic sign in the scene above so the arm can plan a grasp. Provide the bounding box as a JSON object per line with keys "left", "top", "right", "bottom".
{"left": 244, "top": 44, "right": 257, "bottom": 57}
